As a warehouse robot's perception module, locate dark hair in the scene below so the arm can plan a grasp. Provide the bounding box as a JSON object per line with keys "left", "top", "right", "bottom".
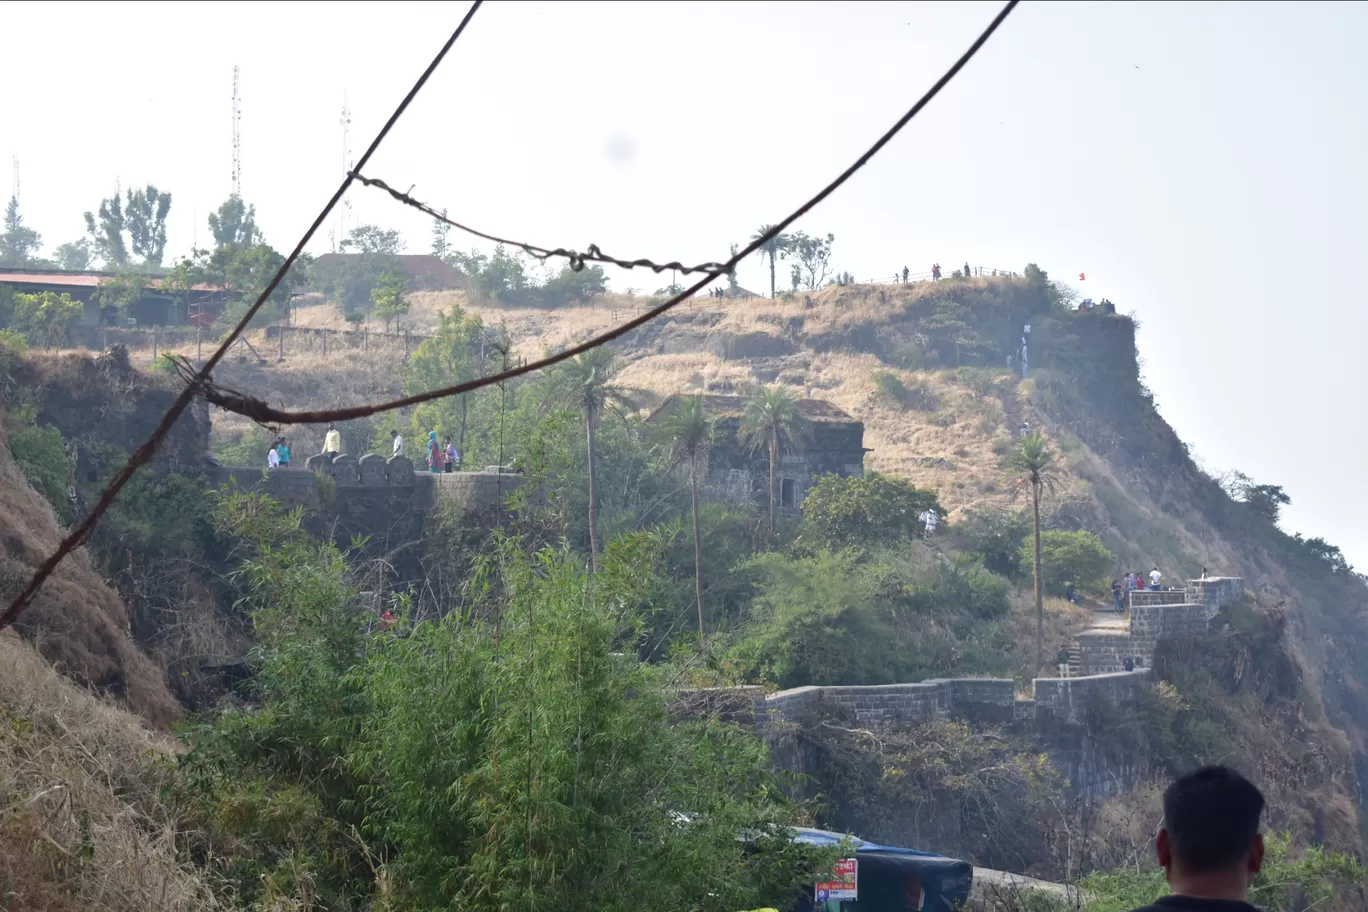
{"left": 1163, "top": 766, "right": 1264, "bottom": 874}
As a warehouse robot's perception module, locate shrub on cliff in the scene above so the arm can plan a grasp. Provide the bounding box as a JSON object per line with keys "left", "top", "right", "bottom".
{"left": 800, "top": 472, "right": 942, "bottom": 550}
{"left": 1018, "top": 528, "right": 1113, "bottom": 597}
{"left": 173, "top": 493, "right": 813, "bottom": 910}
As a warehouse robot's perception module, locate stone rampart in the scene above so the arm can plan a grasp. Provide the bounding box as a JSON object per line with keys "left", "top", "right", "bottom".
{"left": 1077, "top": 579, "right": 1245, "bottom": 672}
{"left": 208, "top": 461, "right": 526, "bottom": 582}
{"left": 1188, "top": 577, "right": 1244, "bottom": 617}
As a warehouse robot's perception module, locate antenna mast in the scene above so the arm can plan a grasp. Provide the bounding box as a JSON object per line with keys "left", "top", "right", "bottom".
{"left": 338, "top": 91, "right": 352, "bottom": 246}
{"left": 231, "top": 65, "right": 242, "bottom": 198}
{"left": 11, "top": 157, "right": 17, "bottom": 203}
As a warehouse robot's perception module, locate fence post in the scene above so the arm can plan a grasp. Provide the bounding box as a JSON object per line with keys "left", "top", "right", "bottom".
{"left": 323, "top": 329, "right": 328, "bottom": 357}
{"left": 363, "top": 328, "right": 368, "bottom": 353}
{"left": 152, "top": 327, "right": 158, "bottom": 362}
{"left": 278, "top": 325, "right": 285, "bottom": 362}
{"left": 403, "top": 329, "right": 409, "bottom": 360}
{"left": 196, "top": 326, "right": 202, "bottom": 365}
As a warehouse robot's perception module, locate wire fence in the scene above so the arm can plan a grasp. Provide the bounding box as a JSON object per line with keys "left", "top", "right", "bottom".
{"left": 55, "top": 323, "right": 431, "bottom": 365}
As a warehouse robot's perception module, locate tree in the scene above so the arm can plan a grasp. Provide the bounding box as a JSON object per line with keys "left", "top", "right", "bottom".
{"left": 340, "top": 223, "right": 404, "bottom": 255}
{"left": 207, "top": 195, "right": 260, "bottom": 248}
{"left": 750, "top": 225, "right": 792, "bottom": 299}
{"left": 1219, "top": 470, "right": 1292, "bottom": 524}
{"left": 84, "top": 183, "right": 171, "bottom": 269}
{"left": 52, "top": 239, "right": 93, "bottom": 270}
{"left": 431, "top": 209, "right": 452, "bottom": 261}
{"left": 0, "top": 195, "right": 42, "bottom": 265}
{"left": 800, "top": 473, "right": 942, "bottom": 550}
{"left": 558, "top": 346, "right": 631, "bottom": 570}
{"left": 739, "top": 385, "right": 811, "bottom": 538}
{"left": 1019, "top": 529, "right": 1114, "bottom": 597}
{"left": 10, "top": 291, "right": 82, "bottom": 347}
{"left": 370, "top": 269, "right": 409, "bottom": 330}
{"left": 542, "top": 264, "right": 608, "bottom": 306}
{"left": 122, "top": 184, "right": 172, "bottom": 267}
{"left": 1012, "top": 432, "right": 1060, "bottom": 672}
{"left": 655, "top": 393, "right": 715, "bottom": 639}
{"left": 403, "top": 308, "right": 494, "bottom": 457}
{"left": 177, "top": 495, "right": 815, "bottom": 911}
{"left": 787, "top": 232, "right": 835, "bottom": 290}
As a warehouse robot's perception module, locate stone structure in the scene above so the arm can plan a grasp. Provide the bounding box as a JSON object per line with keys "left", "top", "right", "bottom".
{"left": 679, "top": 578, "right": 1245, "bottom": 803}
{"left": 1075, "top": 578, "right": 1244, "bottom": 674}
{"left": 646, "top": 393, "right": 866, "bottom": 511}
{"left": 209, "top": 459, "right": 526, "bottom": 581}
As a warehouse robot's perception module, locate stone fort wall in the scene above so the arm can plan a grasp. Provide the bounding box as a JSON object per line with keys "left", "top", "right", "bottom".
{"left": 678, "top": 578, "right": 1245, "bottom": 801}
{"left": 1077, "top": 577, "right": 1244, "bottom": 674}
{"left": 208, "top": 458, "right": 526, "bottom": 581}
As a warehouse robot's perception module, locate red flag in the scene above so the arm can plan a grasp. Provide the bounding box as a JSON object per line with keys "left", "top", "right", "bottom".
{"left": 1079, "top": 272, "right": 1086, "bottom": 281}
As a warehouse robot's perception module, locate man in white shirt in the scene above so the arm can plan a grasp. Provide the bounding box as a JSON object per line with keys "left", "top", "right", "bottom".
{"left": 1150, "top": 567, "right": 1162, "bottom": 589}
{"left": 322, "top": 423, "right": 342, "bottom": 461}
{"left": 391, "top": 430, "right": 404, "bottom": 458}
{"left": 267, "top": 445, "right": 280, "bottom": 470}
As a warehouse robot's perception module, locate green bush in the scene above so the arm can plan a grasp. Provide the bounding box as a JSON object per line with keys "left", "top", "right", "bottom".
{"left": 732, "top": 550, "right": 907, "bottom": 688}
{"left": 6, "top": 422, "right": 73, "bottom": 521}
{"left": 960, "top": 507, "right": 1031, "bottom": 578}
{"left": 1019, "top": 528, "right": 1113, "bottom": 596}
{"left": 173, "top": 497, "right": 814, "bottom": 910}
{"left": 871, "top": 370, "right": 908, "bottom": 408}
{"left": 800, "top": 472, "right": 942, "bottom": 550}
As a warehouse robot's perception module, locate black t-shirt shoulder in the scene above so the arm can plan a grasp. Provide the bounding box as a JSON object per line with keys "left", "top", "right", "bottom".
{"left": 1129, "top": 896, "right": 1259, "bottom": 912}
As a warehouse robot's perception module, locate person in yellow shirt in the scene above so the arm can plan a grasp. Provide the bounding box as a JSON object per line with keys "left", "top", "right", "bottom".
{"left": 322, "top": 423, "right": 342, "bottom": 461}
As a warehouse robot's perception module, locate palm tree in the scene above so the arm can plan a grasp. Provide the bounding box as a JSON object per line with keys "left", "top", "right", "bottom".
{"left": 738, "top": 386, "right": 811, "bottom": 538}
{"left": 750, "top": 224, "right": 792, "bottom": 299}
{"left": 560, "top": 346, "right": 629, "bottom": 571}
{"left": 655, "top": 394, "right": 715, "bottom": 639}
{"left": 1012, "top": 432, "right": 1059, "bottom": 673}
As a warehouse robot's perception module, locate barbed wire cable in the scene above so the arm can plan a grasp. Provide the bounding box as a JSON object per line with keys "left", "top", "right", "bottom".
{"left": 353, "top": 173, "right": 730, "bottom": 276}
{"left": 0, "top": 0, "right": 485, "bottom": 631}
{"left": 190, "top": 0, "right": 1018, "bottom": 430}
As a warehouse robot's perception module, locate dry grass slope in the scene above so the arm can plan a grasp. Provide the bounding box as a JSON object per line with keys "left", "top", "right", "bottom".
{"left": 0, "top": 631, "right": 217, "bottom": 911}
{"left": 0, "top": 422, "right": 179, "bottom": 729}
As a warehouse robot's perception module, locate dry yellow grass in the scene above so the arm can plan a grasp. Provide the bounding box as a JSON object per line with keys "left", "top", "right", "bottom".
{"left": 0, "top": 631, "right": 219, "bottom": 911}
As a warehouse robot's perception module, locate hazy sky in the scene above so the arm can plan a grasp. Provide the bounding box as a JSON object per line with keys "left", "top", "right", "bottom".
{"left": 3, "top": 1, "right": 1367, "bottom": 567}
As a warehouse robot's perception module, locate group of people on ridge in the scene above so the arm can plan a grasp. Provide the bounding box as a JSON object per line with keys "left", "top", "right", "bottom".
{"left": 273, "top": 423, "right": 462, "bottom": 474}
{"left": 390, "top": 429, "right": 461, "bottom": 473}
{"left": 265, "top": 437, "right": 291, "bottom": 470}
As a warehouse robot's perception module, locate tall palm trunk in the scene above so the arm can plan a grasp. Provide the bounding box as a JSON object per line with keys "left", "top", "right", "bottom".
{"left": 690, "top": 450, "right": 705, "bottom": 640}
{"left": 1032, "top": 478, "right": 1043, "bottom": 672}
{"left": 586, "top": 401, "right": 600, "bottom": 572}
{"left": 767, "top": 428, "right": 778, "bottom": 537}
{"left": 768, "top": 254, "right": 777, "bottom": 299}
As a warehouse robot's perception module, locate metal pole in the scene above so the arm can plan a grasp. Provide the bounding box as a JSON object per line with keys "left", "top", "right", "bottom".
{"left": 403, "top": 329, "right": 409, "bottom": 359}
{"left": 196, "top": 326, "right": 202, "bottom": 365}
{"left": 323, "top": 328, "right": 328, "bottom": 357}
{"left": 278, "top": 325, "right": 285, "bottom": 361}
{"left": 152, "top": 327, "right": 158, "bottom": 362}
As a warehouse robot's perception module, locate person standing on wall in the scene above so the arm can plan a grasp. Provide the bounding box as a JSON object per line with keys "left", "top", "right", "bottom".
{"left": 322, "top": 423, "right": 342, "bottom": 462}
{"left": 426, "top": 431, "right": 442, "bottom": 474}
{"left": 444, "top": 437, "right": 458, "bottom": 473}
{"left": 277, "top": 438, "right": 291, "bottom": 468}
{"left": 1151, "top": 566, "right": 1163, "bottom": 589}
{"left": 391, "top": 429, "right": 404, "bottom": 458}
{"left": 267, "top": 441, "right": 280, "bottom": 471}
{"left": 1126, "top": 766, "right": 1264, "bottom": 912}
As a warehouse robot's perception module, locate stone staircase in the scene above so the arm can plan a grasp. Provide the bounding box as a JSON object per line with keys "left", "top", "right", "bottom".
{"left": 1069, "top": 578, "right": 1244, "bottom": 675}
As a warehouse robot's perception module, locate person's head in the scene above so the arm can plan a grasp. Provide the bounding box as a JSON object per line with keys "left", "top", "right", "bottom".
{"left": 1153, "top": 566, "right": 1159, "bottom": 571}
{"left": 1156, "top": 766, "right": 1265, "bottom": 899}
{"left": 328, "top": 423, "right": 335, "bottom": 430}
{"left": 391, "top": 430, "right": 397, "bottom": 438}
{"left": 444, "top": 436, "right": 451, "bottom": 444}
